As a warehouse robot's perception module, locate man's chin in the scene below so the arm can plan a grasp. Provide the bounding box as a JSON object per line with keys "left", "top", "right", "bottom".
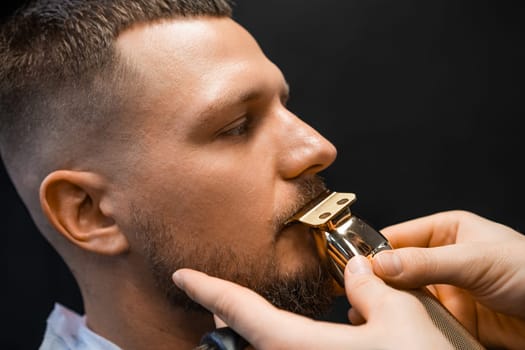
{"left": 255, "top": 266, "right": 336, "bottom": 318}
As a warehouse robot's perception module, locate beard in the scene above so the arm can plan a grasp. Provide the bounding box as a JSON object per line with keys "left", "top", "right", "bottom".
{"left": 130, "top": 176, "right": 336, "bottom": 318}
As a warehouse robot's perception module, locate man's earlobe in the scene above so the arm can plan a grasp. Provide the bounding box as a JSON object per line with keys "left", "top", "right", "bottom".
{"left": 40, "top": 170, "right": 129, "bottom": 255}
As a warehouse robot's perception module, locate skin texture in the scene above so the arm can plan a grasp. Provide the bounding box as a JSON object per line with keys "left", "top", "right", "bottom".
{"left": 38, "top": 17, "right": 337, "bottom": 350}
{"left": 173, "top": 211, "right": 525, "bottom": 350}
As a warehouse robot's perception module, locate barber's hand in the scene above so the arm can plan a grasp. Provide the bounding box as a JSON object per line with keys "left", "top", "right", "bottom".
{"left": 173, "top": 256, "right": 452, "bottom": 350}
{"left": 373, "top": 210, "right": 525, "bottom": 350}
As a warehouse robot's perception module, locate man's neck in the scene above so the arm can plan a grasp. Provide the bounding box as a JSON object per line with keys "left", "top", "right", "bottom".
{"left": 80, "top": 269, "right": 214, "bottom": 349}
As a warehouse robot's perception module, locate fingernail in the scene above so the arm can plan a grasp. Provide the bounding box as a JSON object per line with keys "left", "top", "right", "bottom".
{"left": 172, "top": 270, "right": 184, "bottom": 289}
{"left": 347, "top": 255, "right": 372, "bottom": 275}
{"left": 374, "top": 251, "right": 402, "bottom": 276}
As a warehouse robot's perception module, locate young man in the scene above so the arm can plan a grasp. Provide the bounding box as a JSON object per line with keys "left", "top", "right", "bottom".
{"left": 1, "top": 1, "right": 338, "bottom": 348}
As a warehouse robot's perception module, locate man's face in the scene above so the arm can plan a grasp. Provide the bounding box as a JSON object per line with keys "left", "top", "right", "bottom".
{"left": 113, "top": 17, "right": 337, "bottom": 315}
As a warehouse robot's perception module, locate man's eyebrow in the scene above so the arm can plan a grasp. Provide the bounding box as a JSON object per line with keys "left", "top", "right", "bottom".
{"left": 197, "top": 80, "right": 290, "bottom": 123}
{"left": 236, "top": 79, "right": 289, "bottom": 103}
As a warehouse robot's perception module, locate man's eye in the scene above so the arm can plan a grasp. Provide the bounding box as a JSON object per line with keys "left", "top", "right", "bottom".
{"left": 219, "top": 117, "right": 250, "bottom": 137}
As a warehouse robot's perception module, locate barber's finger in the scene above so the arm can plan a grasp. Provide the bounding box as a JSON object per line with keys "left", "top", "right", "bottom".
{"left": 345, "top": 258, "right": 456, "bottom": 350}
{"left": 372, "top": 244, "right": 494, "bottom": 292}
{"left": 344, "top": 255, "right": 424, "bottom": 322}
{"left": 381, "top": 210, "right": 519, "bottom": 249}
{"left": 213, "top": 314, "right": 228, "bottom": 328}
{"left": 173, "top": 269, "right": 365, "bottom": 349}
{"left": 347, "top": 307, "right": 365, "bottom": 325}
{"left": 380, "top": 211, "right": 465, "bottom": 249}
{"left": 344, "top": 256, "right": 396, "bottom": 319}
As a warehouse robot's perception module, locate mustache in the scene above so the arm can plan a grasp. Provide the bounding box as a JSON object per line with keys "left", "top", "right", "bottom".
{"left": 273, "top": 175, "right": 329, "bottom": 233}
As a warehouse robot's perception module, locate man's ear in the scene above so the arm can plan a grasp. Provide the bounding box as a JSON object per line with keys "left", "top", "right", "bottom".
{"left": 39, "top": 170, "right": 129, "bottom": 255}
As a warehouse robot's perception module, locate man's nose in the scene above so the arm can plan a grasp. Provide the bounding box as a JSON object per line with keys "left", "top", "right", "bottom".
{"left": 276, "top": 112, "right": 337, "bottom": 179}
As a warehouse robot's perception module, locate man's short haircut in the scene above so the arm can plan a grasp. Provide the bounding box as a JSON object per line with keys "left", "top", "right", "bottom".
{"left": 0, "top": 0, "right": 232, "bottom": 192}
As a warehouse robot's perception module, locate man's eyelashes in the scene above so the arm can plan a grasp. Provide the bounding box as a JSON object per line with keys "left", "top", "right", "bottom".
{"left": 218, "top": 116, "right": 252, "bottom": 137}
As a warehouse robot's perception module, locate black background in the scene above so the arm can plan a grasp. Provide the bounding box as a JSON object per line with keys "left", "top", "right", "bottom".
{"left": 3, "top": 1, "right": 524, "bottom": 349}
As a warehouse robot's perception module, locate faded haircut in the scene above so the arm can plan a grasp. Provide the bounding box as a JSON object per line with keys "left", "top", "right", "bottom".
{"left": 0, "top": 0, "right": 232, "bottom": 192}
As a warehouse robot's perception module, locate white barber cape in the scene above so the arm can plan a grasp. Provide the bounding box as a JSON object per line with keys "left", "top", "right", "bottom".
{"left": 40, "top": 303, "right": 121, "bottom": 350}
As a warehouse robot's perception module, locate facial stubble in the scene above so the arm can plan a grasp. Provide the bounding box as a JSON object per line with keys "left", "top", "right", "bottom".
{"left": 131, "top": 176, "right": 336, "bottom": 318}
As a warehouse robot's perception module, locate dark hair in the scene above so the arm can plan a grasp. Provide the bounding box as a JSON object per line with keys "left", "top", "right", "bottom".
{"left": 0, "top": 0, "right": 232, "bottom": 180}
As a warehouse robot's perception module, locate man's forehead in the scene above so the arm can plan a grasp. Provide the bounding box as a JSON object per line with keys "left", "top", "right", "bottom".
{"left": 115, "top": 17, "right": 261, "bottom": 78}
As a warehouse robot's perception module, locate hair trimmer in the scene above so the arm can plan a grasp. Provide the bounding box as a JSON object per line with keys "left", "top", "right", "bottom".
{"left": 286, "top": 190, "right": 485, "bottom": 350}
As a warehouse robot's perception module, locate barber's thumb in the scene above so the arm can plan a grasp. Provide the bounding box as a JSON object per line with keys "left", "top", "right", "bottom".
{"left": 344, "top": 256, "right": 393, "bottom": 319}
